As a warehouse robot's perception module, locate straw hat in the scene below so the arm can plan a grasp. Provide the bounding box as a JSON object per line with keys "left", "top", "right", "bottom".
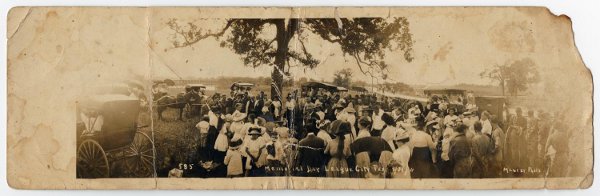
{"left": 229, "top": 138, "right": 243, "bottom": 149}
{"left": 232, "top": 112, "right": 247, "bottom": 122}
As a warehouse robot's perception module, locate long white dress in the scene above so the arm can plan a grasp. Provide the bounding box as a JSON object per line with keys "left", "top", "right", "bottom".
{"left": 214, "top": 125, "right": 230, "bottom": 152}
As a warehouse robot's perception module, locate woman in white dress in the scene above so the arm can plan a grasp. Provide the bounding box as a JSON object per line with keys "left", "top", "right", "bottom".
{"left": 390, "top": 130, "right": 412, "bottom": 178}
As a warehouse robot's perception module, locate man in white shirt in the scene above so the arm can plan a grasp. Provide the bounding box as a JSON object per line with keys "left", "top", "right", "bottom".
{"left": 371, "top": 105, "right": 385, "bottom": 136}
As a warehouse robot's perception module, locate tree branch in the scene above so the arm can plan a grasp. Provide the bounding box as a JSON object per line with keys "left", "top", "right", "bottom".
{"left": 168, "top": 19, "right": 236, "bottom": 48}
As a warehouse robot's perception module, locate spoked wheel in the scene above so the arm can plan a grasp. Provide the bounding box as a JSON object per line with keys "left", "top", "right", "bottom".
{"left": 77, "top": 140, "right": 109, "bottom": 178}
{"left": 124, "top": 131, "right": 154, "bottom": 177}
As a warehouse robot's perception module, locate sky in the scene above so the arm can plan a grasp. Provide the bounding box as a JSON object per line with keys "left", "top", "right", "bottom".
{"left": 149, "top": 8, "right": 548, "bottom": 87}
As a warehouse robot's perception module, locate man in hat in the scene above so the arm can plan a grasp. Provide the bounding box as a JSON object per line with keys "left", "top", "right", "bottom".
{"left": 471, "top": 121, "right": 492, "bottom": 178}
{"left": 253, "top": 91, "right": 265, "bottom": 117}
{"left": 302, "top": 103, "right": 320, "bottom": 138}
{"left": 449, "top": 124, "right": 473, "bottom": 178}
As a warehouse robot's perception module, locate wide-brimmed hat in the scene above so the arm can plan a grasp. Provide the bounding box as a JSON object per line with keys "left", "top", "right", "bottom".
{"left": 425, "top": 120, "right": 439, "bottom": 128}
{"left": 248, "top": 127, "right": 262, "bottom": 135}
{"left": 232, "top": 112, "right": 247, "bottom": 122}
{"left": 229, "top": 138, "right": 243, "bottom": 149}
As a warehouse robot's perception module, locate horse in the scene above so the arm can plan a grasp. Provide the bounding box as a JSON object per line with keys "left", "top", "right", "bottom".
{"left": 154, "top": 91, "right": 199, "bottom": 121}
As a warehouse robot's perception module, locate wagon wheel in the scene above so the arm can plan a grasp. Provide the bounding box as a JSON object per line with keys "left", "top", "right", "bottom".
{"left": 77, "top": 140, "right": 109, "bottom": 178}
{"left": 124, "top": 131, "right": 154, "bottom": 177}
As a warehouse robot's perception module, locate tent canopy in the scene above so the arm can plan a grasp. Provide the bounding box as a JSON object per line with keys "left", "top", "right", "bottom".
{"left": 302, "top": 82, "right": 347, "bottom": 92}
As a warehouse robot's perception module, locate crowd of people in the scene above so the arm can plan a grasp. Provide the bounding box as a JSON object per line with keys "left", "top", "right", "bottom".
{"left": 158, "top": 85, "right": 571, "bottom": 179}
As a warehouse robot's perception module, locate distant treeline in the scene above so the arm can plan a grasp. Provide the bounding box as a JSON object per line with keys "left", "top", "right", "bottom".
{"left": 162, "top": 77, "right": 500, "bottom": 96}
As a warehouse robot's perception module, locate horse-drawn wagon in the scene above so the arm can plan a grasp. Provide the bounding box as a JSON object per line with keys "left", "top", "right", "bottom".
{"left": 183, "top": 84, "right": 208, "bottom": 118}
{"left": 76, "top": 93, "right": 154, "bottom": 178}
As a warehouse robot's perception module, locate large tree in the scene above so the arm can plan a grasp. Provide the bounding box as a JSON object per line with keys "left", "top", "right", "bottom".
{"left": 480, "top": 58, "right": 540, "bottom": 96}
{"left": 333, "top": 68, "right": 353, "bottom": 88}
{"left": 166, "top": 17, "right": 414, "bottom": 99}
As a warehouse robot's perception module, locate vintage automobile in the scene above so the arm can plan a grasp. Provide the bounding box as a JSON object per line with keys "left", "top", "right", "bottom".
{"left": 76, "top": 90, "right": 154, "bottom": 178}
{"left": 475, "top": 95, "right": 508, "bottom": 121}
{"left": 230, "top": 82, "right": 255, "bottom": 92}
{"left": 185, "top": 83, "right": 206, "bottom": 93}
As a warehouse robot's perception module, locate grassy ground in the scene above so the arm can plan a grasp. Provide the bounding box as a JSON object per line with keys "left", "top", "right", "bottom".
{"left": 151, "top": 107, "right": 204, "bottom": 174}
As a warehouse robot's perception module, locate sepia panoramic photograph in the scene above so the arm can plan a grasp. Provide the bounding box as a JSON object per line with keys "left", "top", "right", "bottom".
{"left": 6, "top": 6, "right": 594, "bottom": 190}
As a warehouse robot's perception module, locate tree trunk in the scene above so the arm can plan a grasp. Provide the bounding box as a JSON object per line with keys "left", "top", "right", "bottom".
{"left": 271, "top": 20, "right": 288, "bottom": 100}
